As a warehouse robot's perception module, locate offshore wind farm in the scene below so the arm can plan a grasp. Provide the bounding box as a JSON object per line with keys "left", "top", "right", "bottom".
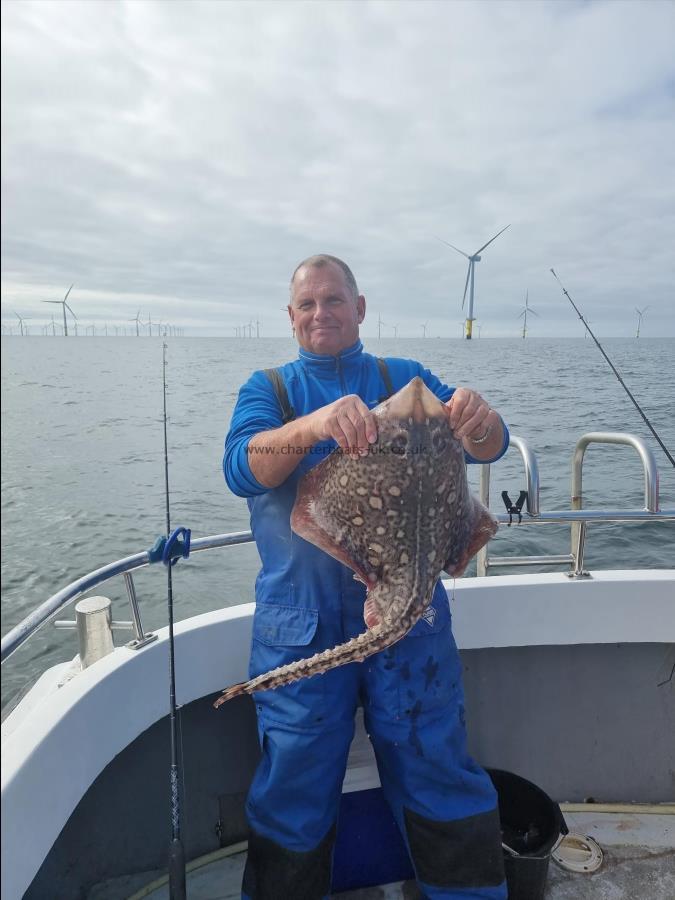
{"left": 3, "top": 286, "right": 186, "bottom": 337}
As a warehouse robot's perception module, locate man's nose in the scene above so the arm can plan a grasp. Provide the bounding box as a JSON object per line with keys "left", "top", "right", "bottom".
{"left": 313, "top": 302, "right": 333, "bottom": 320}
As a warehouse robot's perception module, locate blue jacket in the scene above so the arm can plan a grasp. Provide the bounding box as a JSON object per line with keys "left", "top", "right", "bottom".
{"left": 224, "top": 340, "right": 508, "bottom": 628}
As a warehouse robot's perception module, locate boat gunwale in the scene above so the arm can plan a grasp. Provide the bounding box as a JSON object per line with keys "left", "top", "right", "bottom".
{"left": 2, "top": 506, "right": 674, "bottom": 664}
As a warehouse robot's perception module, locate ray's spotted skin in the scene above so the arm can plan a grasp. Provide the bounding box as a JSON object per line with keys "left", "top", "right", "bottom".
{"left": 214, "top": 377, "right": 497, "bottom": 708}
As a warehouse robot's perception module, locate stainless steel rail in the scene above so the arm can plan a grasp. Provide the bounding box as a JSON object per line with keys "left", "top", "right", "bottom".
{"left": 475, "top": 432, "right": 669, "bottom": 575}
{"left": 569, "top": 432, "right": 660, "bottom": 576}
{"left": 0, "top": 531, "right": 254, "bottom": 663}
{"left": 2, "top": 434, "right": 673, "bottom": 664}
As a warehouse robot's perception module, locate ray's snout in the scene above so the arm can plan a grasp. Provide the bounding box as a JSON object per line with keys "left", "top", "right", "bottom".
{"left": 383, "top": 376, "right": 447, "bottom": 424}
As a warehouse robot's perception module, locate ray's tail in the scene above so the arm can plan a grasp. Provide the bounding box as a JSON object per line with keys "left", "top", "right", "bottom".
{"left": 213, "top": 621, "right": 408, "bottom": 708}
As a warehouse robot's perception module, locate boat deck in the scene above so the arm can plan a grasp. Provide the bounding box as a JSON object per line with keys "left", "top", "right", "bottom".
{"left": 88, "top": 810, "right": 673, "bottom": 900}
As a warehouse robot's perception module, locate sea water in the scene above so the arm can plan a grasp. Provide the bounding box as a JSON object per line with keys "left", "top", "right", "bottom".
{"left": 2, "top": 336, "right": 674, "bottom": 710}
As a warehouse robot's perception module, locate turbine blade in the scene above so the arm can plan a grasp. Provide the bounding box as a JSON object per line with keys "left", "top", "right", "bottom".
{"left": 42, "top": 300, "right": 60, "bottom": 304}
{"left": 461, "top": 263, "right": 471, "bottom": 309}
{"left": 475, "top": 224, "right": 511, "bottom": 256}
{"left": 65, "top": 303, "right": 77, "bottom": 318}
{"left": 518, "top": 310, "right": 525, "bottom": 318}
{"left": 435, "top": 236, "right": 470, "bottom": 259}
{"left": 530, "top": 308, "right": 539, "bottom": 317}
{"left": 63, "top": 284, "right": 74, "bottom": 303}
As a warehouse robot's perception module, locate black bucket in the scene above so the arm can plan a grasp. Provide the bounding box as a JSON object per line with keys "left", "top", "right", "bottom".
{"left": 487, "top": 768, "right": 568, "bottom": 900}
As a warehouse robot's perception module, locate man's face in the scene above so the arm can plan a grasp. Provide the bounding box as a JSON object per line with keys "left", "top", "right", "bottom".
{"left": 288, "top": 262, "right": 366, "bottom": 355}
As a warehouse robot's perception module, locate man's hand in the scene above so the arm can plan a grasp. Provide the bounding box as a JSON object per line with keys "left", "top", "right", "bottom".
{"left": 446, "top": 388, "right": 491, "bottom": 440}
{"left": 445, "top": 388, "right": 504, "bottom": 460}
{"left": 248, "top": 395, "right": 378, "bottom": 489}
{"left": 308, "top": 394, "right": 378, "bottom": 455}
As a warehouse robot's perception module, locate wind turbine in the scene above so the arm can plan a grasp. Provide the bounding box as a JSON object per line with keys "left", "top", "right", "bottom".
{"left": 14, "top": 312, "right": 30, "bottom": 336}
{"left": 130, "top": 310, "right": 143, "bottom": 336}
{"left": 391, "top": 323, "right": 399, "bottom": 338}
{"left": 635, "top": 306, "right": 648, "bottom": 338}
{"left": 377, "top": 313, "right": 386, "bottom": 339}
{"left": 437, "top": 224, "right": 510, "bottom": 340}
{"left": 421, "top": 321, "right": 428, "bottom": 338}
{"left": 42, "top": 284, "right": 76, "bottom": 336}
{"left": 518, "top": 290, "right": 538, "bottom": 339}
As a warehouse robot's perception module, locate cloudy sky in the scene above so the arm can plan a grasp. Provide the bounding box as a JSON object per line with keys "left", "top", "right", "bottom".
{"left": 2, "top": 0, "right": 674, "bottom": 337}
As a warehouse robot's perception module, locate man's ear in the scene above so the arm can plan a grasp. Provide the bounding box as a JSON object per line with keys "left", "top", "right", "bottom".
{"left": 357, "top": 294, "right": 366, "bottom": 323}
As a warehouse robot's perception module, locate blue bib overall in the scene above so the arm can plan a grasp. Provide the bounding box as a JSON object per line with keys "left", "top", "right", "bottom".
{"left": 224, "top": 341, "right": 509, "bottom": 899}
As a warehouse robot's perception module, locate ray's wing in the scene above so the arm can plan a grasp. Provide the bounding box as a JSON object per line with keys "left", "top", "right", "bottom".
{"left": 443, "top": 496, "right": 498, "bottom": 577}
{"left": 291, "top": 455, "right": 375, "bottom": 585}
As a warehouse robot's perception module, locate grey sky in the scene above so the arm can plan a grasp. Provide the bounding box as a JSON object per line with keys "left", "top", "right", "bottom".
{"left": 2, "top": 0, "right": 674, "bottom": 337}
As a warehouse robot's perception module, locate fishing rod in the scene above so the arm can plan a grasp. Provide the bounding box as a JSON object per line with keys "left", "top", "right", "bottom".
{"left": 162, "top": 342, "right": 187, "bottom": 899}
{"left": 550, "top": 269, "right": 675, "bottom": 469}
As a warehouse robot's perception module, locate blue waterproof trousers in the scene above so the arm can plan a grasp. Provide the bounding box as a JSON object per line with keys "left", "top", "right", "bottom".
{"left": 241, "top": 589, "right": 507, "bottom": 900}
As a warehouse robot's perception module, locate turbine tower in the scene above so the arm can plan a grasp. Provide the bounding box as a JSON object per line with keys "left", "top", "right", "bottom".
{"left": 635, "top": 306, "right": 648, "bottom": 338}
{"left": 377, "top": 313, "right": 386, "bottom": 339}
{"left": 518, "top": 290, "right": 538, "bottom": 339}
{"left": 42, "top": 284, "right": 76, "bottom": 336}
{"left": 438, "top": 225, "right": 510, "bottom": 340}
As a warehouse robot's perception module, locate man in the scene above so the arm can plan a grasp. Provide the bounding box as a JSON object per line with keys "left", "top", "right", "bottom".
{"left": 224, "top": 255, "right": 509, "bottom": 900}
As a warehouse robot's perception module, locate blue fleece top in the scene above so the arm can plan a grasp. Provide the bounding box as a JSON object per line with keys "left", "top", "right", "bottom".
{"left": 223, "top": 340, "right": 508, "bottom": 622}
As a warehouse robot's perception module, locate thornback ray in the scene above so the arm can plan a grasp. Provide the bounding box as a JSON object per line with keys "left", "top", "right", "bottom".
{"left": 214, "top": 377, "right": 498, "bottom": 708}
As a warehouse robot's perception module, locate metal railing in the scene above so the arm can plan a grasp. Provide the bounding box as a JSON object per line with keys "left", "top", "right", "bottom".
{"left": 476, "top": 431, "right": 670, "bottom": 576}
{"left": 2, "top": 433, "right": 673, "bottom": 665}
{"left": 0, "top": 531, "right": 254, "bottom": 664}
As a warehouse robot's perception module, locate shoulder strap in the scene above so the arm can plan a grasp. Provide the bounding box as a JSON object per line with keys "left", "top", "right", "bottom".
{"left": 376, "top": 357, "right": 394, "bottom": 402}
{"left": 263, "top": 368, "right": 296, "bottom": 424}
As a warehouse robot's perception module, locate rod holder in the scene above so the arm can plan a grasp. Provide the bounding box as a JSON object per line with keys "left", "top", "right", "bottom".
{"left": 74, "top": 596, "right": 115, "bottom": 669}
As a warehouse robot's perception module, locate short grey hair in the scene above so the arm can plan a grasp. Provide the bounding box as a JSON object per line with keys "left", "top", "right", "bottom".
{"left": 290, "top": 254, "right": 359, "bottom": 300}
